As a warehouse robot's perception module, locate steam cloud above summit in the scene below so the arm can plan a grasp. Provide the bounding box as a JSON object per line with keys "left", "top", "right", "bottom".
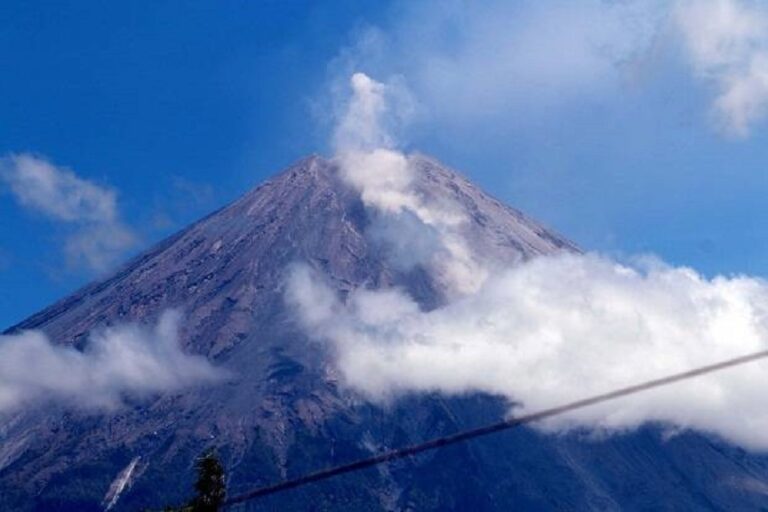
{"left": 332, "top": 74, "right": 486, "bottom": 294}
{"left": 288, "top": 71, "right": 768, "bottom": 451}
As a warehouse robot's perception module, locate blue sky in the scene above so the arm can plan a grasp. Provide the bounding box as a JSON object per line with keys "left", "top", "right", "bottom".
{"left": 3, "top": 0, "right": 768, "bottom": 329}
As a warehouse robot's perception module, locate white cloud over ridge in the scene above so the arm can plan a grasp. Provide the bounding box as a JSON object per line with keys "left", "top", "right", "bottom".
{"left": 0, "top": 311, "right": 224, "bottom": 413}
{"left": 329, "top": 0, "right": 768, "bottom": 137}
{"left": 0, "top": 153, "right": 137, "bottom": 272}
{"left": 289, "top": 252, "right": 768, "bottom": 451}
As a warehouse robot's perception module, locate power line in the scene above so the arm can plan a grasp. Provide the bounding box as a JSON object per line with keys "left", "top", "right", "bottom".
{"left": 224, "top": 348, "right": 768, "bottom": 507}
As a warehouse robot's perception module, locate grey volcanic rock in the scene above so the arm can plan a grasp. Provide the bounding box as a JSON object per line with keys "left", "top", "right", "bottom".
{"left": 2, "top": 155, "right": 768, "bottom": 511}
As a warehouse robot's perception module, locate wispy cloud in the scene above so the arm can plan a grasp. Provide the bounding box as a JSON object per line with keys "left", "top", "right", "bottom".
{"left": 0, "top": 153, "right": 137, "bottom": 272}
{"left": 328, "top": 0, "right": 768, "bottom": 137}
{"left": 0, "top": 311, "right": 225, "bottom": 413}
{"left": 676, "top": 0, "right": 768, "bottom": 136}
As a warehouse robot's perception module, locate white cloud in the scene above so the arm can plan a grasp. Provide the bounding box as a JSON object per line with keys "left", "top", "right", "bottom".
{"left": 0, "top": 153, "right": 137, "bottom": 272}
{"left": 287, "top": 254, "right": 768, "bottom": 451}
{"left": 0, "top": 311, "right": 224, "bottom": 413}
{"left": 1, "top": 154, "right": 116, "bottom": 222}
{"left": 329, "top": 0, "right": 768, "bottom": 137}
{"left": 676, "top": 0, "right": 768, "bottom": 136}
{"left": 413, "top": 1, "right": 661, "bottom": 116}
{"left": 329, "top": 1, "right": 662, "bottom": 121}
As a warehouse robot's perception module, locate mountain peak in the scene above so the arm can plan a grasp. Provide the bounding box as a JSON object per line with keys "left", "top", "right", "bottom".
{"left": 8, "top": 152, "right": 573, "bottom": 337}
{"left": 0, "top": 153, "right": 576, "bottom": 510}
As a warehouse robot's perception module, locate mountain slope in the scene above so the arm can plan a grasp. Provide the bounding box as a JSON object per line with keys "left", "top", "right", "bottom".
{"left": 2, "top": 155, "right": 768, "bottom": 511}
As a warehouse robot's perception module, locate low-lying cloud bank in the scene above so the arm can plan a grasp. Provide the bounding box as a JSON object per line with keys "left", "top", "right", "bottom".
{"left": 288, "top": 253, "right": 768, "bottom": 451}
{"left": 0, "top": 311, "right": 224, "bottom": 413}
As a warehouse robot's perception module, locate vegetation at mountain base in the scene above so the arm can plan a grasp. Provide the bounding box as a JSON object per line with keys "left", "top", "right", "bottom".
{"left": 157, "top": 450, "right": 226, "bottom": 512}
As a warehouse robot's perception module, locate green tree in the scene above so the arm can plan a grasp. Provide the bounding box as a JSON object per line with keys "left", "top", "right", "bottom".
{"left": 189, "top": 450, "right": 226, "bottom": 512}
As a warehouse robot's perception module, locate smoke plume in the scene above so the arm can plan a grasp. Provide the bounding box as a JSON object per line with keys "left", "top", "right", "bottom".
{"left": 332, "top": 73, "right": 486, "bottom": 294}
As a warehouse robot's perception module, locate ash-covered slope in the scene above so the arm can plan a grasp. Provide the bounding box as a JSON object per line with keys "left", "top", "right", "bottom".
{"left": 2, "top": 155, "right": 768, "bottom": 511}
{"left": 5, "top": 154, "right": 574, "bottom": 352}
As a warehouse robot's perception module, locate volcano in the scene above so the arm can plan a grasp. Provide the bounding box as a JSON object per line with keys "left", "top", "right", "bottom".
{"left": 3, "top": 155, "right": 768, "bottom": 511}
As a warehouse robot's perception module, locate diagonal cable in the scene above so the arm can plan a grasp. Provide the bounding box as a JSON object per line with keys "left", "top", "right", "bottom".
{"left": 225, "top": 348, "right": 768, "bottom": 507}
